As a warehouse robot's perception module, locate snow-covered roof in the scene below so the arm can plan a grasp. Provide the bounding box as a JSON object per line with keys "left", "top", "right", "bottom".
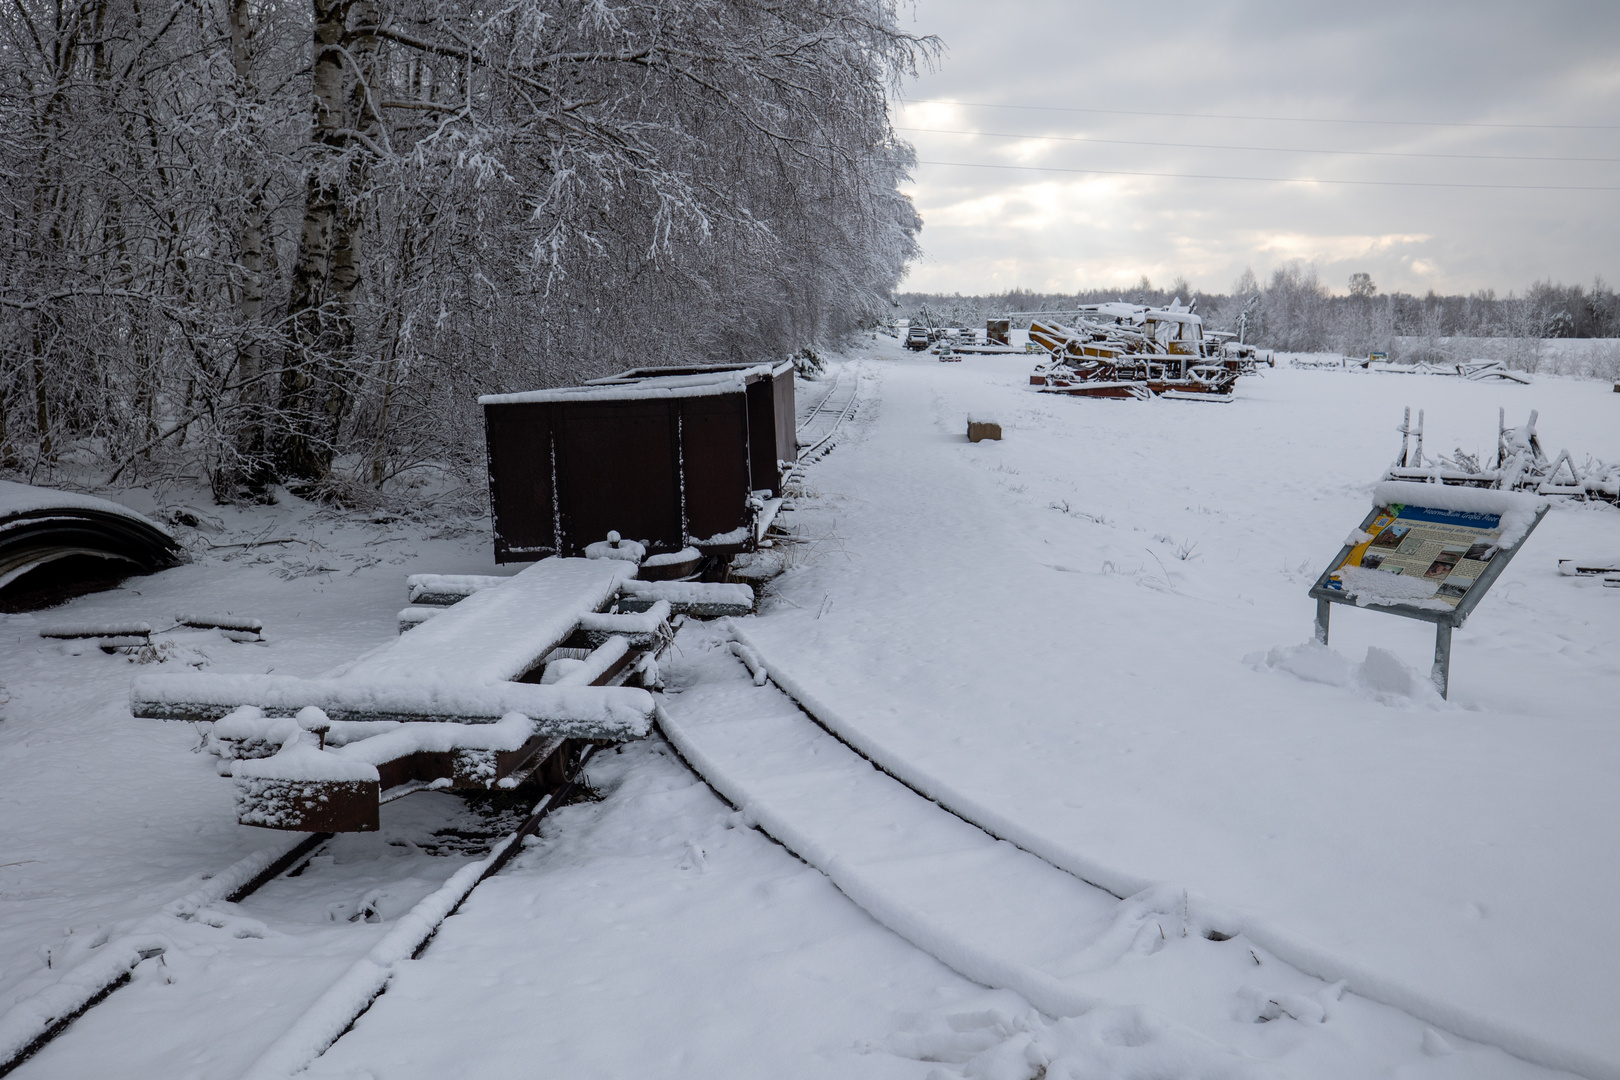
{"left": 479, "top": 363, "right": 783, "bottom": 406}
{"left": 1142, "top": 310, "right": 1203, "bottom": 325}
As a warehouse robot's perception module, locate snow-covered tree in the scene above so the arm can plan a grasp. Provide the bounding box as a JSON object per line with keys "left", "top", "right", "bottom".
{"left": 0, "top": 0, "right": 933, "bottom": 498}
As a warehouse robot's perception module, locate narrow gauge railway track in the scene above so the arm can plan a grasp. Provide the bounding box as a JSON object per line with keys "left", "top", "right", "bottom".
{"left": 652, "top": 627, "right": 1589, "bottom": 1080}
{"left": 0, "top": 745, "right": 600, "bottom": 1080}
{"left": 791, "top": 364, "right": 862, "bottom": 473}
{"left": 233, "top": 745, "right": 600, "bottom": 1080}
{"left": 794, "top": 366, "right": 849, "bottom": 439}
{"left": 0, "top": 830, "right": 328, "bottom": 1079}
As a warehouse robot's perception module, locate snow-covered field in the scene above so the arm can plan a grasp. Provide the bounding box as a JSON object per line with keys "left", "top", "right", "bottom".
{"left": 2, "top": 341, "right": 1617, "bottom": 1078}
{"left": 744, "top": 344, "right": 1620, "bottom": 1073}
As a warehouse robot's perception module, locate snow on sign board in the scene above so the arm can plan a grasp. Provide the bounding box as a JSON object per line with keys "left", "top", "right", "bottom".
{"left": 1313, "top": 481, "right": 1545, "bottom": 620}
{"left": 1331, "top": 506, "right": 1511, "bottom": 610}
{"left": 1308, "top": 481, "right": 1549, "bottom": 697}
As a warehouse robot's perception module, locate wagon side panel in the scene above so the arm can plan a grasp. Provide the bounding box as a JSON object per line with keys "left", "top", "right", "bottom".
{"left": 680, "top": 394, "right": 753, "bottom": 548}
{"left": 773, "top": 367, "right": 798, "bottom": 478}
{"left": 745, "top": 378, "right": 779, "bottom": 495}
{"left": 484, "top": 403, "right": 556, "bottom": 563}
{"left": 554, "top": 401, "right": 681, "bottom": 554}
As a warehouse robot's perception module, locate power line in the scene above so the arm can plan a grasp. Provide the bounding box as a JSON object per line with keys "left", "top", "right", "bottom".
{"left": 902, "top": 99, "right": 1620, "bottom": 132}
{"left": 897, "top": 126, "right": 1620, "bottom": 165}
{"left": 913, "top": 159, "right": 1620, "bottom": 192}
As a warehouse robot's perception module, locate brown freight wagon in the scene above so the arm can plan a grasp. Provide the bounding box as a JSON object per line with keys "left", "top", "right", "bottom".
{"left": 480, "top": 362, "right": 796, "bottom": 563}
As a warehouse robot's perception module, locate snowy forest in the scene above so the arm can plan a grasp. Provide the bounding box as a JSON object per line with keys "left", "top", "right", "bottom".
{"left": 0, "top": 0, "right": 932, "bottom": 500}
{"left": 902, "top": 266, "right": 1620, "bottom": 375}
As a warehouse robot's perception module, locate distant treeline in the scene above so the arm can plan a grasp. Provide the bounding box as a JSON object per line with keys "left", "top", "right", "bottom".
{"left": 897, "top": 264, "right": 1620, "bottom": 365}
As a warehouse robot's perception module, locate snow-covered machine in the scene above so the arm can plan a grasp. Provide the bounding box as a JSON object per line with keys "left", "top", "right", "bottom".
{"left": 1018, "top": 302, "right": 1247, "bottom": 401}
{"left": 1385, "top": 406, "right": 1619, "bottom": 503}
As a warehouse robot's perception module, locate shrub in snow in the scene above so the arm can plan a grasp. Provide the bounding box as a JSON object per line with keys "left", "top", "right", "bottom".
{"left": 791, "top": 347, "right": 826, "bottom": 378}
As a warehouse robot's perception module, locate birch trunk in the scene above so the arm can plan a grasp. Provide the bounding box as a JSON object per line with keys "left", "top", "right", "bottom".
{"left": 277, "top": 0, "right": 348, "bottom": 482}
{"left": 224, "top": 0, "right": 269, "bottom": 497}
{"left": 323, "top": 0, "right": 377, "bottom": 459}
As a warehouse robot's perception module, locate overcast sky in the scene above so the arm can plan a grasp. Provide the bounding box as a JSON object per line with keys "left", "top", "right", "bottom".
{"left": 892, "top": 0, "right": 1620, "bottom": 298}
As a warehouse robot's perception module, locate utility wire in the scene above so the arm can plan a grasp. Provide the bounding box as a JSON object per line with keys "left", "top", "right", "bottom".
{"left": 897, "top": 126, "right": 1620, "bottom": 165}
{"left": 903, "top": 99, "right": 1620, "bottom": 132}
{"left": 914, "top": 159, "right": 1620, "bottom": 192}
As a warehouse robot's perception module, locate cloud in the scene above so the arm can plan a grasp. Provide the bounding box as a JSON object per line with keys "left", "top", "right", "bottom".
{"left": 894, "top": 0, "right": 1620, "bottom": 296}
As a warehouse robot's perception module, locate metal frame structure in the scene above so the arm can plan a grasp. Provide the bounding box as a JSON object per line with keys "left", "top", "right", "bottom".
{"left": 1307, "top": 500, "right": 1549, "bottom": 698}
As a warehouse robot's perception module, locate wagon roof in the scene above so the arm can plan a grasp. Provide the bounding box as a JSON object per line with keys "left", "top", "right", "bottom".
{"left": 478, "top": 361, "right": 789, "bottom": 406}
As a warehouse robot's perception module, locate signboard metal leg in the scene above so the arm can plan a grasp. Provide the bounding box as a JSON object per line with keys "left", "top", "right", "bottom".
{"left": 1432, "top": 623, "right": 1452, "bottom": 699}
{"left": 1314, "top": 599, "right": 1331, "bottom": 645}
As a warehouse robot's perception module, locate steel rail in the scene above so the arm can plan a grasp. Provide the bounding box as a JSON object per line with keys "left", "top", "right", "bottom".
{"left": 792, "top": 369, "right": 861, "bottom": 466}
{"left": 235, "top": 743, "right": 600, "bottom": 1080}
{"left": 794, "top": 367, "right": 847, "bottom": 438}
{"left": 0, "top": 742, "right": 594, "bottom": 1079}
{"left": 0, "top": 832, "right": 332, "bottom": 1077}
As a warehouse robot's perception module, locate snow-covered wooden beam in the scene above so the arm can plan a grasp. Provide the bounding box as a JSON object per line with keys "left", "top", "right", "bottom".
{"left": 619, "top": 579, "right": 754, "bottom": 618}
{"left": 408, "top": 573, "right": 754, "bottom": 620}
{"left": 405, "top": 573, "right": 507, "bottom": 606}
{"left": 222, "top": 710, "right": 570, "bottom": 831}
{"left": 575, "top": 600, "right": 672, "bottom": 647}
{"left": 129, "top": 673, "right": 654, "bottom": 739}
{"left": 349, "top": 557, "right": 634, "bottom": 685}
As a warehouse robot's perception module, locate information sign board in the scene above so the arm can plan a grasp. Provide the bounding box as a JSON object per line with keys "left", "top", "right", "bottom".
{"left": 1307, "top": 482, "right": 1548, "bottom": 697}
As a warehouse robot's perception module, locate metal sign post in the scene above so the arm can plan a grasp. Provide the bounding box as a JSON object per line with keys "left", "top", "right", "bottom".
{"left": 1308, "top": 495, "right": 1548, "bottom": 698}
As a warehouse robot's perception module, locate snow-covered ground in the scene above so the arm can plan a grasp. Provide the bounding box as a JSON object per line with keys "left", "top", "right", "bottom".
{"left": 0, "top": 499, "right": 517, "bottom": 1077}
{"left": 2, "top": 343, "right": 1617, "bottom": 1078}
{"left": 740, "top": 343, "right": 1620, "bottom": 1072}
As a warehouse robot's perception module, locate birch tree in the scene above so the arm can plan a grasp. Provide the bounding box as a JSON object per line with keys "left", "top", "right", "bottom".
{"left": 1, "top": 0, "right": 933, "bottom": 498}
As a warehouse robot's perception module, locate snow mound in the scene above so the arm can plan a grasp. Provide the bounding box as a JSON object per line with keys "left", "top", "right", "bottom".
{"left": 1248, "top": 642, "right": 1436, "bottom": 702}
{"left": 1248, "top": 641, "right": 1352, "bottom": 687}
{"left": 1358, "top": 646, "right": 1417, "bottom": 697}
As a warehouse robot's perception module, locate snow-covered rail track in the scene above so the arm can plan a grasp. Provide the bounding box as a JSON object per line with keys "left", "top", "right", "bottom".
{"left": 0, "top": 747, "right": 599, "bottom": 1080}
{"left": 791, "top": 364, "right": 861, "bottom": 468}
{"left": 0, "top": 830, "right": 328, "bottom": 1077}
{"left": 653, "top": 623, "right": 1592, "bottom": 1080}
{"left": 233, "top": 746, "right": 598, "bottom": 1080}
{"left": 794, "top": 367, "right": 849, "bottom": 438}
